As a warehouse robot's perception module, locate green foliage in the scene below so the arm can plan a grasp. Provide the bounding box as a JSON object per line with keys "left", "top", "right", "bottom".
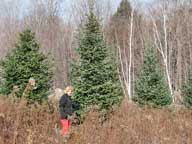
{"left": 114, "top": 0, "right": 132, "bottom": 19}
{"left": 71, "top": 10, "right": 123, "bottom": 111}
{"left": 0, "top": 29, "right": 52, "bottom": 102}
{"left": 182, "top": 68, "right": 192, "bottom": 107}
{"left": 109, "top": 0, "right": 133, "bottom": 56}
{"left": 133, "top": 48, "right": 172, "bottom": 107}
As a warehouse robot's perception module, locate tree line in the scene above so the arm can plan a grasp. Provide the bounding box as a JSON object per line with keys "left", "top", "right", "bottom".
{"left": 0, "top": 0, "right": 192, "bottom": 109}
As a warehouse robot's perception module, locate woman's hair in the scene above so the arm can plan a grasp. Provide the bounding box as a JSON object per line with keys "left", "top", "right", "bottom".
{"left": 64, "top": 86, "right": 74, "bottom": 94}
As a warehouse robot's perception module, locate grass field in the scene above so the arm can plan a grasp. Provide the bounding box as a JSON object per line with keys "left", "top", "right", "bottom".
{"left": 1, "top": 97, "right": 192, "bottom": 144}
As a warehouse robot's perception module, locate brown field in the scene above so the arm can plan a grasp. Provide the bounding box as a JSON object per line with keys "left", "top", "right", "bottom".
{"left": 1, "top": 97, "right": 192, "bottom": 144}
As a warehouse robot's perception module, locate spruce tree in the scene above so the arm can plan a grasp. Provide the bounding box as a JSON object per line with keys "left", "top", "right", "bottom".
{"left": 71, "top": 10, "right": 123, "bottom": 111}
{"left": 133, "top": 48, "right": 172, "bottom": 107}
{"left": 182, "top": 68, "right": 192, "bottom": 107}
{"left": 114, "top": 0, "right": 132, "bottom": 19}
{"left": 0, "top": 29, "right": 52, "bottom": 102}
{"left": 108, "top": 0, "right": 132, "bottom": 56}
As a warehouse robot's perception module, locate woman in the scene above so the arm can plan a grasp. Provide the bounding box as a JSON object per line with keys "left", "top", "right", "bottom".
{"left": 59, "top": 86, "right": 79, "bottom": 136}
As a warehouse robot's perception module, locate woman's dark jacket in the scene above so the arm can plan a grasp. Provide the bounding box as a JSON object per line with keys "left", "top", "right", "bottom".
{"left": 59, "top": 94, "right": 79, "bottom": 119}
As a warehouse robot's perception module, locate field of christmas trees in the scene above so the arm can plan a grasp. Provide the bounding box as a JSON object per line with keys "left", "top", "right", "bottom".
{"left": 0, "top": 0, "right": 192, "bottom": 143}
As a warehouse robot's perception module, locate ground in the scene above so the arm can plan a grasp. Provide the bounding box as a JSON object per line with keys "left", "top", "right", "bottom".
{"left": 0, "top": 97, "right": 192, "bottom": 144}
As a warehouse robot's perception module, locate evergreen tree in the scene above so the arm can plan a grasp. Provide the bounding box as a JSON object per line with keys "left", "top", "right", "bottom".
{"left": 114, "top": 0, "right": 132, "bottom": 19}
{"left": 182, "top": 68, "right": 192, "bottom": 107}
{"left": 71, "top": 10, "right": 123, "bottom": 111}
{"left": 0, "top": 29, "right": 52, "bottom": 102}
{"left": 108, "top": 0, "right": 132, "bottom": 56}
{"left": 133, "top": 48, "right": 172, "bottom": 107}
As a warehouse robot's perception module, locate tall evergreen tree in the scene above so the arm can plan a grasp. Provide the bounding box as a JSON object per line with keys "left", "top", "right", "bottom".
{"left": 114, "top": 0, "right": 132, "bottom": 19}
{"left": 133, "top": 48, "right": 172, "bottom": 107}
{"left": 182, "top": 68, "right": 192, "bottom": 107}
{"left": 71, "top": 9, "right": 123, "bottom": 111}
{"left": 107, "top": 0, "right": 132, "bottom": 55}
{"left": 0, "top": 29, "right": 52, "bottom": 102}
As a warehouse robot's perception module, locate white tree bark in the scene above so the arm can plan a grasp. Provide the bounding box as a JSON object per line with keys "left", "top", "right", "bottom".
{"left": 128, "top": 9, "right": 134, "bottom": 100}
{"left": 163, "top": 13, "right": 174, "bottom": 97}
{"left": 150, "top": 8, "right": 174, "bottom": 102}
{"left": 115, "top": 8, "right": 134, "bottom": 101}
{"left": 115, "top": 31, "right": 129, "bottom": 97}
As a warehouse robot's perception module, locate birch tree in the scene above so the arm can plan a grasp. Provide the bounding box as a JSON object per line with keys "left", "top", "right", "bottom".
{"left": 149, "top": 1, "right": 174, "bottom": 102}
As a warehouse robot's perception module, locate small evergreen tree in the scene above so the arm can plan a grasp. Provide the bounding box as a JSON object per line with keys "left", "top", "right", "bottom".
{"left": 133, "top": 48, "right": 172, "bottom": 107}
{"left": 71, "top": 9, "right": 123, "bottom": 111}
{"left": 182, "top": 68, "right": 192, "bottom": 107}
{"left": 0, "top": 29, "right": 52, "bottom": 102}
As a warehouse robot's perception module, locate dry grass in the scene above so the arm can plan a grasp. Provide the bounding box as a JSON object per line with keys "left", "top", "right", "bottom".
{"left": 1, "top": 97, "right": 192, "bottom": 144}
{"left": 70, "top": 100, "right": 192, "bottom": 144}
{"left": 0, "top": 96, "right": 60, "bottom": 144}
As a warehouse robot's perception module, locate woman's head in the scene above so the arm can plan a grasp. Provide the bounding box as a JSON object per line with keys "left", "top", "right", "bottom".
{"left": 64, "top": 86, "right": 74, "bottom": 96}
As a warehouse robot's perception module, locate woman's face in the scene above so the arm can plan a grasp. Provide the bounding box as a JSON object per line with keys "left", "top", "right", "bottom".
{"left": 67, "top": 90, "right": 73, "bottom": 96}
